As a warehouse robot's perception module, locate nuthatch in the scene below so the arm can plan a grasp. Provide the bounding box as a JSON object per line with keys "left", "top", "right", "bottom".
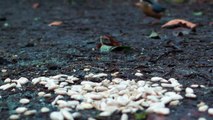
{"left": 136, "top": 0, "right": 166, "bottom": 19}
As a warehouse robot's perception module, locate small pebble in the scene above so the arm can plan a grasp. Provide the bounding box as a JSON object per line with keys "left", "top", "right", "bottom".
{"left": 19, "top": 98, "right": 30, "bottom": 104}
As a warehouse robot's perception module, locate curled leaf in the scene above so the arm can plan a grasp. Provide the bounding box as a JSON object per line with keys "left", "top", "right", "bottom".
{"left": 100, "top": 35, "right": 121, "bottom": 46}
{"left": 97, "top": 35, "right": 131, "bottom": 53}
{"left": 162, "top": 19, "right": 197, "bottom": 31}
{"left": 48, "top": 21, "right": 63, "bottom": 26}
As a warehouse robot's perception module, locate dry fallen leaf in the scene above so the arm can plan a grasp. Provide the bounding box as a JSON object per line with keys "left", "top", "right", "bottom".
{"left": 97, "top": 35, "right": 121, "bottom": 49}
{"left": 162, "top": 19, "right": 197, "bottom": 31}
{"left": 97, "top": 35, "right": 131, "bottom": 52}
{"left": 48, "top": 21, "right": 63, "bottom": 26}
{"left": 32, "top": 3, "right": 40, "bottom": 9}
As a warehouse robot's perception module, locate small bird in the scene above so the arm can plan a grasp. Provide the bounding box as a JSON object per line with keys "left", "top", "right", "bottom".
{"left": 136, "top": 0, "right": 166, "bottom": 19}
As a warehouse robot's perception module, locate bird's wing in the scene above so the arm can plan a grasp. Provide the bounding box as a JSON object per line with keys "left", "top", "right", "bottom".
{"left": 152, "top": 3, "right": 166, "bottom": 13}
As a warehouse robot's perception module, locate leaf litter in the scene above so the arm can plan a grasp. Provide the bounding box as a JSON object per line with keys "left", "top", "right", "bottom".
{"left": 97, "top": 35, "right": 132, "bottom": 53}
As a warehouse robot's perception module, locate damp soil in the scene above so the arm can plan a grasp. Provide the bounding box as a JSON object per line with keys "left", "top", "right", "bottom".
{"left": 0, "top": 0, "right": 213, "bottom": 120}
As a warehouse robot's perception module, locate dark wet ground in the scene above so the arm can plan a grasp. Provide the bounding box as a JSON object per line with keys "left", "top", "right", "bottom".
{"left": 0, "top": 0, "right": 213, "bottom": 120}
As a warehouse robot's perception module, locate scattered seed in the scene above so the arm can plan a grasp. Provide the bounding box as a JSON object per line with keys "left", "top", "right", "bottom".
{"left": 19, "top": 98, "right": 30, "bottom": 104}
{"left": 32, "top": 78, "right": 41, "bottom": 85}
{"left": 78, "top": 103, "right": 93, "bottom": 109}
{"left": 121, "top": 113, "right": 128, "bottom": 120}
{"left": 17, "top": 77, "right": 29, "bottom": 85}
{"left": 52, "top": 95, "right": 63, "bottom": 105}
{"left": 1, "top": 69, "right": 7, "bottom": 73}
{"left": 61, "top": 109, "right": 74, "bottom": 120}
{"left": 38, "top": 92, "right": 46, "bottom": 97}
{"left": 41, "top": 107, "right": 50, "bottom": 113}
{"left": 99, "top": 111, "right": 113, "bottom": 117}
{"left": 198, "top": 105, "right": 208, "bottom": 112}
{"left": 191, "top": 84, "right": 199, "bottom": 88}
{"left": 198, "top": 117, "right": 206, "bottom": 120}
{"left": 185, "top": 87, "right": 194, "bottom": 94}
{"left": 24, "top": 110, "right": 37, "bottom": 116}
{"left": 2, "top": 74, "right": 194, "bottom": 118}
{"left": 50, "top": 111, "right": 64, "bottom": 120}
{"left": 208, "top": 108, "right": 213, "bottom": 115}
{"left": 169, "top": 100, "right": 180, "bottom": 106}
{"left": 185, "top": 93, "right": 196, "bottom": 98}
{"left": 44, "top": 93, "right": 52, "bottom": 97}
{"left": 88, "top": 117, "right": 96, "bottom": 120}
{"left": 16, "top": 107, "right": 28, "bottom": 114}
{"left": 161, "top": 83, "right": 173, "bottom": 88}
{"left": 0, "top": 83, "right": 16, "bottom": 90}
{"left": 4, "top": 78, "right": 11, "bottom": 83}
{"left": 197, "top": 102, "right": 205, "bottom": 107}
{"left": 151, "top": 77, "right": 163, "bottom": 82}
{"left": 155, "top": 107, "right": 170, "bottom": 115}
{"left": 135, "top": 72, "right": 143, "bottom": 77}
{"left": 83, "top": 68, "right": 90, "bottom": 72}
{"left": 111, "top": 72, "right": 119, "bottom": 77}
{"left": 9, "top": 114, "right": 20, "bottom": 120}
{"left": 72, "top": 112, "right": 81, "bottom": 118}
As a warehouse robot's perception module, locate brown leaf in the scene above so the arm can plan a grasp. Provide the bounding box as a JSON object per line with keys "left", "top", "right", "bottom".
{"left": 162, "top": 19, "right": 197, "bottom": 31}
{"left": 48, "top": 21, "right": 63, "bottom": 26}
{"left": 32, "top": 3, "right": 40, "bottom": 9}
{"left": 97, "top": 35, "right": 121, "bottom": 49}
